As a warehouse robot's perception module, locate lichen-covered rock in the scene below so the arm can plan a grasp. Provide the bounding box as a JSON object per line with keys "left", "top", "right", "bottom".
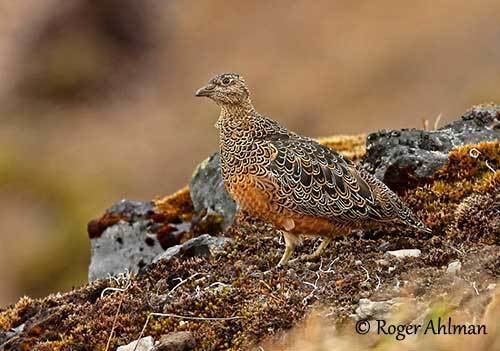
{"left": 153, "top": 234, "right": 232, "bottom": 263}
{"left": 385, "top": 249, "right": 421, "bottom": 259}
{"left": 363, "top": 104, "right": 500, "bottom": 191}
{"left": 446, "top": 261, "right": 462, "bottom": 274}
{"left": 117, "top": 336, "right": 154, "bottom": 351}
{"left": 153, "top": 331, "right": 196, "bottom": 351}
{"left": 189, "top": 153, "right": 237, "bottom": 232}
{"left": 89, "top": 220, "right": 164, "bottom": 281}
{"left": 87, "top": 199, "right": 155, "bottom": 239}
{"left": 354, "top": 298, "right": 402, "bottom": 320}
{"left": 88, "top": 198, "right": 192, "bottom": 281}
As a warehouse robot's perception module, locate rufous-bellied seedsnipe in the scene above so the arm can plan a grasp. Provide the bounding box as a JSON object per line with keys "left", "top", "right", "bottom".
{"left": 195, "top": 73, "right": 430, "bottom": 266}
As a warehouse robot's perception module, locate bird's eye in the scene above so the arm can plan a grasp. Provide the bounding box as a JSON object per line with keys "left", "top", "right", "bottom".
{"left": 222, "top": 77, "right": 232, "bottom": 85}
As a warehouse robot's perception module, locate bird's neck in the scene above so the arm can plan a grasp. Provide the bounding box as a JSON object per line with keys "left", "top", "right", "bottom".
{"left": 216, "top": 99, "right": 257, "bottom": 131}
{"left": 219, "top": 99, "right": 255, "bottom": 120}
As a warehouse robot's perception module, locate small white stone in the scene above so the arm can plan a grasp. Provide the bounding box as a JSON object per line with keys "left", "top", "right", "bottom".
{"left": 375, "top": 259, "right": 389, "bottom": 267}
{"left": 355, "top": 260, "right": 362, "bottom": 266}
{"left": 487, "top": 283, "right": 497, "bottom": 290}
{"left": 385, "top": 249, "right": 421, "bottom": 258}
{"left": 117, "top": 336, "right": 154, "bottom": 351}
{"left": 446, "top": 261, "right": 462, "bottom": 274}
{"left": 355, "top": 298, "right": 401, "bottom": 320}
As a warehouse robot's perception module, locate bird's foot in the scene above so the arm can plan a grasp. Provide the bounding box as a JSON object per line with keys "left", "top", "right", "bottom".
{"left": 288, "top": 253, "right": 320, "bottom": 264}
{"left": 290, "top": 237, "right": 333, "bottom": 264}
{"left": 276, "top": 231, "right": 300, "bottom": 267}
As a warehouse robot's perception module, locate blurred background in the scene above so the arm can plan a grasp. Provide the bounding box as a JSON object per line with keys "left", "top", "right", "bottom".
{"left": 0, "top": 0, "right": 499, "bottom": 306}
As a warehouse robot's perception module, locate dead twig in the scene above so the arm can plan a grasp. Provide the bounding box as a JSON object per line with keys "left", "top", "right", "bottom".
{"left": 259, "top": 280, "right": 286, "bottom": 304}
{"left": 375, "top": 274, "right": 382, "bottom": 291}
{"left": 319, "top": 257, "right": 338, "bottom": 273}
{"left": 102, "top": 269, "right": 132, "bottom": 298}
{"left": 469, "top": 148, "right": 481, "bottom": 159}
{"left": 302, "top": 272, "right": 321, "bottom": 305}
{"left": 168, "top": 272, "right": 207, "bottom": 297}
{"left": 485, "top": 160, "right": 496, "bottom": 173}
{"left": 448, "top": 244, "right": 466, "bottom": 256}
{"left": 423, "top": 119, "right": 429, "bottom": 131}
{"left": 360, "top": 265, "right": 370, "bottom": 282}
{"left": 103, "top": 271, "right": 132, "bottom": 351}
{"left": 468, "top": 147, "right": 496, "bottom": 173}
{"left": 471, "top": 281, "right": 480, "bottom": 296}
{"left": 104, "top": 297, "right": 124, "bottom": 351}
{"left": 433, "top": 113, "right": 442, "bottom": 130}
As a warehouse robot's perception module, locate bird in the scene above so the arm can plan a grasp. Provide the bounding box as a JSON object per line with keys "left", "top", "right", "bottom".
{"left": 195, "top": 73, "right": 431, "bottom": 266}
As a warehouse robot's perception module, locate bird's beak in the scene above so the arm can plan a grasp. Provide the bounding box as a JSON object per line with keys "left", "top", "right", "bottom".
{"left": 195, "top": 83, "right": 215, "bottom": 97}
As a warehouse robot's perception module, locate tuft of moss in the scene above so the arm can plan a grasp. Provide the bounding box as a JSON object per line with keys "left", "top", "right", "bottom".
{"left": 0, "top": 296, "right": 36, "bottom": 331}
{"left": 316, "top": 134, "right": 367, "bottom": 161}
{"left": 403, "top": 141, "right": 499, "bottom": 240}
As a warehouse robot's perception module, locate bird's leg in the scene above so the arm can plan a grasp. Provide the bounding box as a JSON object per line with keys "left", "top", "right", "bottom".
{"left": 298, "top": 237, "right": 332, "bottom": 262}
{"left": 277, "top": 231, "right": 300, "bottom": 266}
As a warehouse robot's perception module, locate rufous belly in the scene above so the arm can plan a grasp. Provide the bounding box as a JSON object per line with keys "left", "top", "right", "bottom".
{"left": 225, "top": 174, "right": 350, "bottom": 237}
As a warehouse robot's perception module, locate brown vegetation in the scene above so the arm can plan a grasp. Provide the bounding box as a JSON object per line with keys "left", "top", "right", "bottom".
{"left": 0, "top": 136, "right": 498, "bottom": 350}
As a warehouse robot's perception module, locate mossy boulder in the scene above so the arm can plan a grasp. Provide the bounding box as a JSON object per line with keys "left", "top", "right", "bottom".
{"left": 363, "top": 104, "right": 499, "bottom": 191}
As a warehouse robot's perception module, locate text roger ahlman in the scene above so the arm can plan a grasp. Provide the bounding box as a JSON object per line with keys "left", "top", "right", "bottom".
{"left": 424, "top": 317, "right": 487, "bottom": 335}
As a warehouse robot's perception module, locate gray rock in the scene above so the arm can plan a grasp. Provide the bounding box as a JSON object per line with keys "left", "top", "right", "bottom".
{"left": 108, "top": 199, "right": 155, "bottom": 219}
{"left": 385, "top": 249, "right": 421, "bottom": 258}
{"left": 153, "top": 331, "right": 196, "bottom": 351}
{"left": 355, "top": 298, "right": 401, "bottom": 320}
{"left": 189, "top": 153, "right": 237, "bottom": 230}
{"left": 0, "top": 323, "right": 25, "bottom": 345}
{"left": 154, "top": 234, "right": 233, "bottom": 263}
{"left": 89, "top": 220, "right": 164, "bottom": 281}
{"left": 363, "top": 105, "right": 500, "bottom": 190}
{"left": 446, "top": 261, "right": 462, "bottom": 274}
{"left": 88, "top": 198, "right": 192, "bottom": 281}
{"left": 117, "top": 336, "right": 154, "bottom": 351}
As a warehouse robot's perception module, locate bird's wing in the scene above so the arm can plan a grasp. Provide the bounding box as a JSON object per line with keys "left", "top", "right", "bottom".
{"left": 265, "top": 133, "right": 385, "bottom": 222}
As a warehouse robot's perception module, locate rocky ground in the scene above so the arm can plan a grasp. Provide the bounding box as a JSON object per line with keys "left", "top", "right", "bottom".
{"left": 0, "top": 105, "right": 498, "bottom": 351}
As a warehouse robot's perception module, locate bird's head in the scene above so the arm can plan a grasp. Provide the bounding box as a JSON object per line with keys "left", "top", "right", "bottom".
{"left": 195, "top": 73, "right": 251, "bottom": 106}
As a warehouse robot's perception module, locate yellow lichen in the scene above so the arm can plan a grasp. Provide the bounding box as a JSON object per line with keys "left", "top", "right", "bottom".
{"left": 154, "top": 186, "right": 194, "bottom": 222}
